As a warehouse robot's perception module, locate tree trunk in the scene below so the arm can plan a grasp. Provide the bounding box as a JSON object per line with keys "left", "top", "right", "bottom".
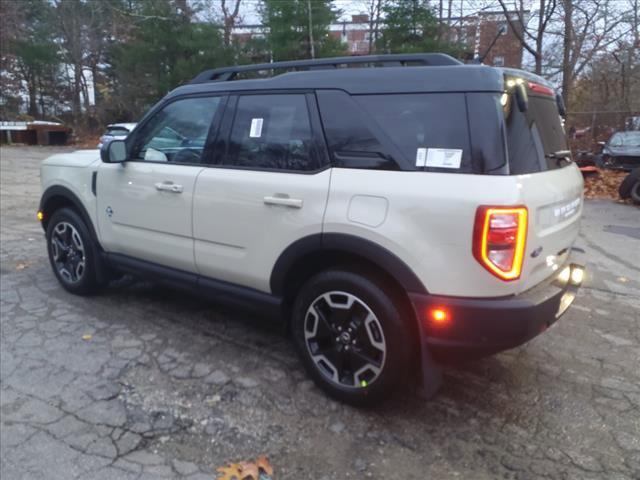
{"left": 562, "top": 0, "right": 573, "bottom": 108}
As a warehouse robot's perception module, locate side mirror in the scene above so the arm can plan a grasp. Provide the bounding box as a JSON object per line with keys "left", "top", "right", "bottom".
{"left": 101, "top": 139, "right": 127, "bottom": 163}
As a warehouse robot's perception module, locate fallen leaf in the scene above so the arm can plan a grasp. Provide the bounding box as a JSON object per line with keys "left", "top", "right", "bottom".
{"left": 256, "top": 456, "right": 274, "bottom": 476}
{"left": 15, "top": 262, "right": 29, "bottom": 270}
{"left": 82, "top": 334, "right": 93, "bottom": 341}
{"left": 238, "top": 462, "right": 259, "bottom": 480}
{"left": 216, "top": 464, "right": 243, "bottom": 480}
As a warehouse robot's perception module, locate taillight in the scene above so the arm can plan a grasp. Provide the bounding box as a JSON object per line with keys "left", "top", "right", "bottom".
{"left": 528, "top": 82, "right": 554, "bottom": 97}
{"left": 473, "top": 206, "right": 528, "bottom": 281}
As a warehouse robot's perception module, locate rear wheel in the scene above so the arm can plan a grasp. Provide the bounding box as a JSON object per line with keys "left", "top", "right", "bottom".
{"left": 291, "top": 270, "right": 411, "bottom": 406}
{"left": 46, "top": 208, "right": 102, "bottom": 295}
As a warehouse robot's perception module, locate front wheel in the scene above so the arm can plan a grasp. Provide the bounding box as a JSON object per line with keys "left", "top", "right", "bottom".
{"left": 46, "top": 208, "right": 102, "bottom": 295}
{"left": 291, "top": 270, "right": 412, "bottom": 406}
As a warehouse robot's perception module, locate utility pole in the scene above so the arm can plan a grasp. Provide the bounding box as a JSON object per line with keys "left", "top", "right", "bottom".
{"left": 307, "top": 0, "right": 315, "bottom": 59}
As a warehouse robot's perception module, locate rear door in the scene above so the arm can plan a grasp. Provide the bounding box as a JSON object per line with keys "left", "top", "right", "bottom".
{"left": 192, "top": 92, "right": 331, "bottom": 293}
{"left": 97, "top": 95, "right": 223, "bottom": 272}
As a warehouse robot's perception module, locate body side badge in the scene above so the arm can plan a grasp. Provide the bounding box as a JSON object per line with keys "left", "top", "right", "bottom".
{"left": 106, "top": 206, "right": 113, "bottom": 218}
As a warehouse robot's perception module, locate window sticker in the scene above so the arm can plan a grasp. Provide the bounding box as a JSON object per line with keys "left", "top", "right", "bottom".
{"left": 415, "top": 147, "right": 427, "bottom": 167}
{"left": 425, "top": 148, "right": 462, "bottom": 169}
{"left": 249, "top": 118, "right": 264, "bottom": 138}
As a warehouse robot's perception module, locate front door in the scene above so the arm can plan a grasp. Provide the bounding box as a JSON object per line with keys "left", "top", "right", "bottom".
{"left": 97, "top": 95, "right": 223, "bottom": 272}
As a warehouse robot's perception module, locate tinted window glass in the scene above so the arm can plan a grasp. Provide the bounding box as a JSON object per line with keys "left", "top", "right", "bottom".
{"left": 225, "top": 94, "right": 318, "bottom": 171}
{"left": 133, "top": 96, "right": 220, "bottom": 164}
{"left": 355, "top": 94, "right": 473, "bottom": 173}
{"left": 504, "top": 93, "right": 568, "bottom": 173}
{"left": 316, "top": 90, "right": 386, "bottom": 156}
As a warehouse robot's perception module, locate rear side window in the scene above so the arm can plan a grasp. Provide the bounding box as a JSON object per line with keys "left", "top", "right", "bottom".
{"left": 224, "top": 94, "right": 320, "bottom": 171}
{"left": 355, "top": 94, "right": 473, "bottom": 173}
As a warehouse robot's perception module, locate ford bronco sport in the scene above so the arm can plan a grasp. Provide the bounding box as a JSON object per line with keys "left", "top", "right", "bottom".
{"left": 39, "top": 54, "right": 585, "bottom": 405}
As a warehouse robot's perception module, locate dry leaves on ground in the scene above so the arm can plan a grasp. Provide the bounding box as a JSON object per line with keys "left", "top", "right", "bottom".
{"left": 582, "top": 169, "right": 629, "bottom": 200}
{"left": 216, "top": 455, "right": 273, "bottom": 480}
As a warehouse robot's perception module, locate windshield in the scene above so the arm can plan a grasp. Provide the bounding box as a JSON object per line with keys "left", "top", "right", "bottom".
{"left": 609, "top": 132, "right": 640, "bottom": 147}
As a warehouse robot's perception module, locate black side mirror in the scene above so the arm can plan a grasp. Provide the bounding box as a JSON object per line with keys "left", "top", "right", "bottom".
{"left": 100, "top": 139, "right": 127, "bottom": 163}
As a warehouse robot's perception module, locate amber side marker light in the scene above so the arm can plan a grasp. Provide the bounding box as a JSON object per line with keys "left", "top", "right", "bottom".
{"left": 36, "top": 211, "right": 44, "bottom": 221}
{"left": 428, "top": 307, "right": 450, "bottom": 326}
{"left": 473, "top": 206, "right": 528, "bottom": 281}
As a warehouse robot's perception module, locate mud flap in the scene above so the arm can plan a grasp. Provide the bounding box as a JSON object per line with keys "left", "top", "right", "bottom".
{"left": 416, "top": 320, "right": 443, "bottom": 399}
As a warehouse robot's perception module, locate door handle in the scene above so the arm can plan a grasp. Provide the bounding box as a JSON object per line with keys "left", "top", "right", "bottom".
{"left": 263, "top": 195, "right": 303, "bottom": 209}
{"left": 155, "top": 181, "right": 183, "bottom": 193}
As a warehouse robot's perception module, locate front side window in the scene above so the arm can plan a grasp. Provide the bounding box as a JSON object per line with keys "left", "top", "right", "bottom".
{"left": 132, "top": 96, "right": 221, "bottom": 164}
{"left": 224, "top": 94, "right": 319, "bottom": 171}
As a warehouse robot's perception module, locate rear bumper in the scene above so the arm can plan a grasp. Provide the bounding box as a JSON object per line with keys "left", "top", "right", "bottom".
{"left": 410, "top": 260, "right": 585, "bottom": 359}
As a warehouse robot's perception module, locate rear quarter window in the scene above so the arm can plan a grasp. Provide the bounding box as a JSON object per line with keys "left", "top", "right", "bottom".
{"left": 354, "top": 93, "right": 474, "bottom": 173}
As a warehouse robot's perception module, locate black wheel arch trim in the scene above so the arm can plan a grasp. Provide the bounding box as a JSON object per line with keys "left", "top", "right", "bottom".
{"left": 40, "top": 185, "right": 101, "bottom": 248}
{"left": 270, "top": 233, "right": 428, "bottom": 296}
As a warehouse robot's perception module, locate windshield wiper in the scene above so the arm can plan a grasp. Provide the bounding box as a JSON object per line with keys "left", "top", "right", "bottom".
{"left": 546, "top": 150, "right": 572, "bottom": 166}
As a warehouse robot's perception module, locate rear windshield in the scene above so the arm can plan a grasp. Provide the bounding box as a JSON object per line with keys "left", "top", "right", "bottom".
{"left": 355, "top": 93, "right": 474, "bottom": 173}
{"left": 502, "top": 92, "right": 569, "bottom": 174}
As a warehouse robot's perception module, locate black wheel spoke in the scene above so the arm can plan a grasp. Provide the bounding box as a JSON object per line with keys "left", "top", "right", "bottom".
{"left": 50, "top": 222, "right": 85, "bottom": 284}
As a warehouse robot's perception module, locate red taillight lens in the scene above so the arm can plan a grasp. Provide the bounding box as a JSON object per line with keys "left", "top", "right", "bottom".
{"left": 473, "top": 206, "right": 528, "bottom": 281}
{"left": 528, "top": 82, "right": 554, "bottom": 97}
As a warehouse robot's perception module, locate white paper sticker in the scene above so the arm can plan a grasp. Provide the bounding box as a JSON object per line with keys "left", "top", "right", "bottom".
{"left": 415, "top": 147, "right": 427, "bottom": 167}
{"left": 425, "top": 148, "right": 462, "bottom": 169}
{"left": 249, "top": 118, "right": 263, "bottom": 138}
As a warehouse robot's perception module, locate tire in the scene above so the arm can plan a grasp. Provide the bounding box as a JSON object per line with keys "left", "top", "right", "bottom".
{"left": 618, "top": 168, "right": 640, "bottom": 199}
{"left": 46, "top": 207, "right": 102, "bottom": 295}
{"left": 291, "top": 269, "right": 412, "bottom": 406}
{"left": 631, "top": 181, "right": 640, "bottom": 205}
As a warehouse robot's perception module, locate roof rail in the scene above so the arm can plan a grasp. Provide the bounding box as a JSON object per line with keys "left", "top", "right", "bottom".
{"left": 190, "top": 53, "right": 462, "bottom": 84}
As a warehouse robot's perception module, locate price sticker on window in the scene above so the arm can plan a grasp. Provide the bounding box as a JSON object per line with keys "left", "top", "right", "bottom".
{"left": 425, "top": 148, "right": 462, "bottom": 169}
{"left": 249, "top": 118, "right": 264, "bottom": 138}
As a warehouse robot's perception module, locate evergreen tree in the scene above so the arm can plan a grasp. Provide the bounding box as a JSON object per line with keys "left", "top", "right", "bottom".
{"left": 260, "top": 0, "right": 345, "bottom": 61}
{"left": 109, "top": 0, "right": 227, "bottom": 117}
{"left": 377, "top": 0, "right": 462, "bottom": 56}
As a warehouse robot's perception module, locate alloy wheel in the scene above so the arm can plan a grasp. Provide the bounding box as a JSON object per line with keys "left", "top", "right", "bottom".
{"left": 304, "top": 291, "right": 386, "bottom": 388}
{"left": 50, "top": 221, "right": 86, "bottom": 284}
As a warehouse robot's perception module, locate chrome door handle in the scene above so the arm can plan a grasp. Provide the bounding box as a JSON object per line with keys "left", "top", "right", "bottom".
{"left": 263, "top": 195, "right": 303, "bottom": 208}
{"left": 155, "top": 182, "right": 183, "bottom": 193}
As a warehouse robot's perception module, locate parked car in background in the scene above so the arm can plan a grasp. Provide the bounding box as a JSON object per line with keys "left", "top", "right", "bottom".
{"left": 97, "top": 123, "right": 137, "bottom": 148}
{"left": 596, "top": 131, "right": 640, "bottom": 171}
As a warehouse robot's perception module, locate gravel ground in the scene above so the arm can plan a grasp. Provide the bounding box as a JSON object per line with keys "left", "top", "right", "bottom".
{"left": 1, "top": 146, "right": 639, "bottom": 480}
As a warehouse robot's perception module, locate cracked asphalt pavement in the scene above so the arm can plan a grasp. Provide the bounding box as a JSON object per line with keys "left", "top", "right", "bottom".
{"left": 1, "top": 146, "right": 639, "bottom": 479}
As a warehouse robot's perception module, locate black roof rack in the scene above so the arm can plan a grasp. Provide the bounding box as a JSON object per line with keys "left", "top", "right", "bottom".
{"left": 190, "top": 53, "right": 462, "bottom": 84}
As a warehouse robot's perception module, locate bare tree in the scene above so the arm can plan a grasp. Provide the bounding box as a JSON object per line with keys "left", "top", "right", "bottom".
{"left": 365, "top": 0, "right": 383, "bottom": 53}
{"left": 221, "top": 0, "right": 242, "bottom": 47}
{"left": 498, "top": 0, "right": 558, "bottom": 74}
{"left": 555, "top": 0, "right": 633, "bottom": 107}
